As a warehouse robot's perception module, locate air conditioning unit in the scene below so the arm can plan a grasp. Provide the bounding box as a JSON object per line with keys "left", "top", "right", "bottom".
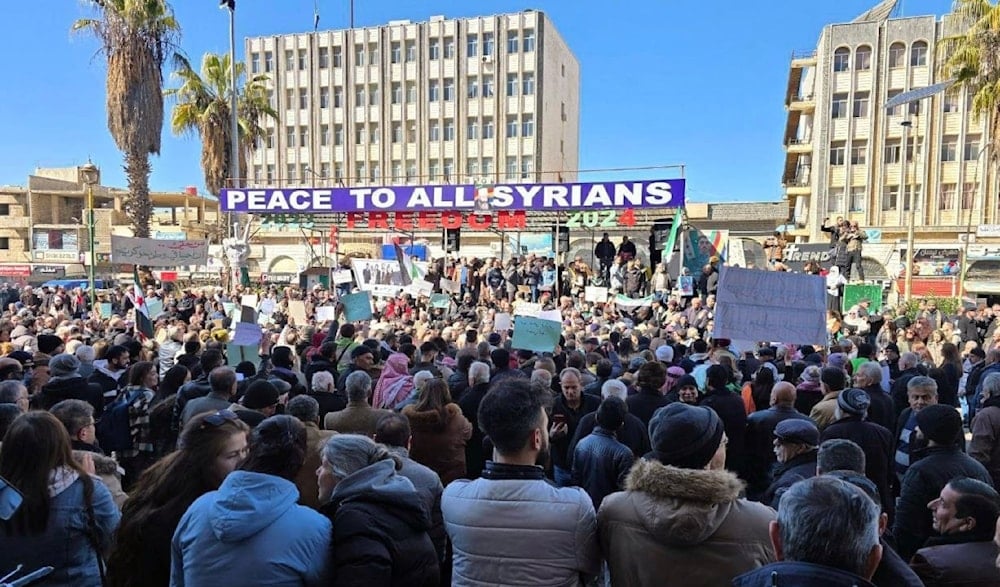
{"left": 958, "top": 234, "right": 976, "bottom": 244}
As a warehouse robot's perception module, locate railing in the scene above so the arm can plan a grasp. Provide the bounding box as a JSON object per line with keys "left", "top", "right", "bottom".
{"left": 791, "top": 50, "right": 817, "bottom": 60}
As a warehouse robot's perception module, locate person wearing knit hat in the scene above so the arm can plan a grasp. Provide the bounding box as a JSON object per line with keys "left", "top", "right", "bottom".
{"left": 36, "top": 334, "right": 64, "bottom": 356}
{"left": 821, "top": 387, "right": 896, "bottom": 520}
{"left": 763, "top": 419, "right": 820, "bottom": 508}
{"left": 598, "top": 403, "right": 776, "bottom": 585}
{"left": 667, "top": 373, "right": 700, "bottom": 405}
{"left": 33, "top": 353, "right": 106, "bottom": 416}
{"left": 654, "top": 344, "right": 674, "bottom": 365}
{"left": 893, "top": 403, "right": 993, "bottom": 560}
{"left": 809, "top": 367, "right": 849, "bottom": 431}
{"left": 235, "top": 379, "right": 281, "bottom": 427}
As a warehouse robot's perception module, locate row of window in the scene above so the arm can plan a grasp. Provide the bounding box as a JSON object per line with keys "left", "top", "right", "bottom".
{"left": 266, "top": 113, "right": 535, "bottom": 149}
{"left": 281, "top": 72, "right": 532, "bottom": 111}
{"left": 251, "top": 155, "right": 534, "bottom": 184}
{"left": 831, "top": 41, "right": 927, "bottom": 72}
{"left": 826, "top": 182, "right": 976, "bottom": 213}
{"left": 828, "top": 135, "right": 981, "bottom": 165}
{"left": 250, "top": 29, "right": 535, "bottom": 73}
{"left": 832, "top": 88, "right": 975, "bottom": 119}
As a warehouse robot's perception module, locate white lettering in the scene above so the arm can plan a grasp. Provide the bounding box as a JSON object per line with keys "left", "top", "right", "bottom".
{"left": 431, "top": 187, "right": 451, "bottom": 208}
{"left": 491, "top": 186, "right": 514, "bottom": 208}
{"left": 312, "top": 189, "right": 332, "bottom": 210}
{"left": 515, "top": 185, "right": 542, "bottom": 208}
{"left": 371, "top": 188, "right": 395, "bottom": 209}
{"left": 455, "top": 186, "right": 476, "bottom": 208}
{"left": 646, "top": 182, "right": 673, "bottom": 205}
{"left": 350, "top": 188, "right": 372, "bottom": 210}
{"left": 568, "top": 184, "right": 583, "bottom": 207}
{"left": 246, "top": 190, "right": 267, "bottom": 210}
{"left": 267, "top": 190, "right": 289, "bottom": 211}
{"left": 613, "top": 183, "right": 642, "bottom": 207}
{"left": 544, "top": 185, "right": 569, "bottom": 207}
{"left": 583, "top": 185, "right": 613, "bottom": 207}
{"left": 226, "top": 190, "right": 247, "bottom": 208}
{"left": 407, "top": 188, "right": 431, "bottom": 209}
{"left": 289, "top": 190, "right": 312, "bottom": 210}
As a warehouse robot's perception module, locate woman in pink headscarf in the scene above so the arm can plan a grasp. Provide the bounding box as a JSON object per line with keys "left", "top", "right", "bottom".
{"left": 372, "top": 353, "right": 414, "bottom": 410}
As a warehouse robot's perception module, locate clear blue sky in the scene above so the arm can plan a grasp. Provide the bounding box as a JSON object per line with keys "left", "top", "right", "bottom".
{"left": 0, "top": 0, "right": 950, "bottom": 202}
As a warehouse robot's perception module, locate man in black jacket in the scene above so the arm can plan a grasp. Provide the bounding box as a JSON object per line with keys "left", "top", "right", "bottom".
{"left": 568, "top": 380, "right": 650, "bottom": 463}
{"left": 549, "top": 367, "right": 600, "bottom": 487}
{"left": 822, "top": 388, "right": 895, "bottom": 524}
{"left": 853, "top": 361, "right": 895, "bottom": 431}
{"left": 571, "top": 397, "right": 634, "bottom": 511}
{"left": 892, "top": 404, "right": 993, "bottom": 561}
{"left": 743, "top": 382, "right": 812, "bottom": 501}
{"left": 763, "top": 419, "right": 819, "bottom": 508}
{"left": 594, "top": 233, "right": 616, "bottom": 280}
{"left": 303, "top": 341, "right": 338, "bottom": 388}
{"left": 891, "top": 352, "right": 923, "bottom": 417}
{"left": 699, "top": 364, "right": 746, "bottom": 473}
{"left": 172, "top": 349, "right": 225, "bottom": 433}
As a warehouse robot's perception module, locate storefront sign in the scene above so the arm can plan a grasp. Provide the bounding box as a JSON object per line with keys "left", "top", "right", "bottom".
{"left": 221, "top": 180, "right": 686, "bottom": 213}
{"left": 0, "top": 265, "right": 31, "bottom": 277}
{"left": 900, "top": 248, "right": 962, "bottom": 276}
{"left": 31, "top": 265, "right": 65, "bottom": 278}
{"left": 976, "top": 224, "right": 1000, "bottom": 238}
{"left": 33, "top": 250, "right": 81, "bottom": 263}
{"left": 968, "top": 245, "right": 1000, "bottom": 259}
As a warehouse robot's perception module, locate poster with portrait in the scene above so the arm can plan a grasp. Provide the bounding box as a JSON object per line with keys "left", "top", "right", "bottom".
{"left": 682, "top": 228, "right": 728, "bottom": 276}
{"left": 350, "top": 258, "right": 428, "bottom": 298}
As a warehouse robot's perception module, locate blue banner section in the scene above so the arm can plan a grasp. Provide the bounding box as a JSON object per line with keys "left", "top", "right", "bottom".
{"left": 220, "top": 179, "right": 685, "bottom": 213}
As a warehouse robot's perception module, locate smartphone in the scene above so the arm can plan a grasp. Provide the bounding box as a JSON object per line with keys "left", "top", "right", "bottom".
{"left": 552, "top": 414, "right": 567, "bottom": 426}
{"left": 0, "top": 476, "right": 23, "bottom": 520}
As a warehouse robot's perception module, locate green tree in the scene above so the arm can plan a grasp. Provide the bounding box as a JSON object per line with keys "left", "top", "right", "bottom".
{"left": 72, "top": 0, "right": 180, "bottom": 238}
{"left": 166, "top": 52, "right": 277, "bottom": 196}
{"left": 940, "top": 0, "right": 1000, "bottom": 162}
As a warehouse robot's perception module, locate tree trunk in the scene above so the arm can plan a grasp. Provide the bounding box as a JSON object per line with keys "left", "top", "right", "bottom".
{"left": 124, "top": 150, "right": 153, "bottom": 239}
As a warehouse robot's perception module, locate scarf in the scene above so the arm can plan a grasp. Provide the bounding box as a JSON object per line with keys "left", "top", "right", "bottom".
{"left": 48, "top": 466, "right": 79, "bottom": 498}
{"left": 121, "top": 386, "right": 155, "bottom": 458}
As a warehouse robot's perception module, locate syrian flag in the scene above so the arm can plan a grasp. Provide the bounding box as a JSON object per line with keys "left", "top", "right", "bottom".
{"left": 393, "top": 241, "right": 424, "bottom": 286}
{"left": 662, "top": 208, "right": 684, "bottom": 264}
{"left": 130, "top": 267, "right": 154, "bottom": 340}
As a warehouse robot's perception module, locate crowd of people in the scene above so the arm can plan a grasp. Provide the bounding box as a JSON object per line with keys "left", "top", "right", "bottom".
{"left": 1, "top": 253, "right": 1000, "bottom": 586}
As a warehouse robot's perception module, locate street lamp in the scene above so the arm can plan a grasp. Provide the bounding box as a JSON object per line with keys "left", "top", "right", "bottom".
{"left": 80, "top": 162, "right": 99, "bottom": 312}
{"left": 221, "top": 0, "right": 239, "bottom": 239}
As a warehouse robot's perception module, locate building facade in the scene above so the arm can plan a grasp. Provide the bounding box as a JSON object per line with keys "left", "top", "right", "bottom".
{"left": 782, "top": 0, "right": 997, "bottom": 244}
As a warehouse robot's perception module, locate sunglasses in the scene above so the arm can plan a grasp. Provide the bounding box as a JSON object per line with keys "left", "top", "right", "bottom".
{"left": 203, "top": 409, "right": 239, "bottom": 427}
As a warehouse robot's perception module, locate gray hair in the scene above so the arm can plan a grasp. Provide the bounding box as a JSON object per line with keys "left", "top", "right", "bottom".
{"left": 530, "top": 369, "right": 552, "bottom": 390}
{"left": 601, "top": 379, "right": 628, "bottom": 401}
{"left": 286, "top": 395, "right": 320, "bottom": 424}
{"left": 49, "top": 399, "right": 94, "bottom": 438}
{"left": 74, "top": 344, "right": 95, "bottom": 362}
{"left": 982, "top": 373, "right": 1000, "bottom": 401}
{"left": 777, "top": 477, "right": 880, "bottom": 577}
{"left": 0, "top": 381, "right": 26, "bottom": 405}
{"left": 899, "top": 352, "right": 919, "bottom": 369}
{"left": 469, "top": 361, "right": 491, "bottom": 385}
{"left": 907, "top": 375, "right": 938, "bottom": 396}
{"left": 559, "top": 367, "right": 582, "bottom": 382}
{"left": 817, "top": 438, "right": 866, "bottom": 475}
{"left": 320, "top": 434, "right": 397, "bottom": 480}
{"left": 345, "top": 371, "right": 372, "bottom": 402}
{"left": 854, "top": 361, "right": 882, "bottom": 385}
{"left": 311, "top": 370, "right": 335, "bottom": 392}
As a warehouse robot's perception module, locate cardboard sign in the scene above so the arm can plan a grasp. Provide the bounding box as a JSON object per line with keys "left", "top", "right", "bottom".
{"left": 287, "top": 300, "right": 307, "bottom": 324}
{"left": 511, "top": 316, "right": 562, "bottom": 353}
{"left": 341, "top": 291, "right": 373, "bottom": 322}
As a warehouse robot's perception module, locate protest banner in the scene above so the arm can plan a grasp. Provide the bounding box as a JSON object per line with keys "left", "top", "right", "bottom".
{"left": 332, "top": 269, "right": 354, "bottom": 285}
{"left": 260, "top": 299, "right": 276, "bottom": 315}
{"left": 511, "top": 316, "right": 562, "bottom": 353}
{"left": 241, "top": 294, "right": 258, "bottom": 310}
{"left": 111, "top": 235, "right": 208, "bottom": 267}
{"left": 287, "top": 300, "right": 307, "bottom": 324}
{"left": 430, "top": 293, "right": 451, "bottom": 309}
{"left": 513, "top": 301, "right": 542, "bottom": 317}
{"left": 145, "top": 299, "right": 164, "bottom": 320}
{"left": 682, "top": 228, "right": 728, "bottom": 276}
{"left": 341, "top": 291, "right": 373, "bottom": 322}
{"left": 316, "top": 306, "right": 337, "bottom": 323}
{"left": 220, "top": 180, "right": 686, "bottom": 214}
{"left": 494, "top": 312, "right": 512, "bottom": 332}
{"left": 232, "top": 322, "right": 264, "bottom": 346}
{"left": 538, "top": 309, "right": 563, "bottom": 323}
{"left": 406, "top": 279, "right": 434, "bottom": 298}
{"left": 584, "top": 286, "right": 609, "bottom": 303}
{"left": 714, "top": 266, "right": 826, "bottom": 345}
{"left": 439, "top": 278, "right": 461, "bottom": 294}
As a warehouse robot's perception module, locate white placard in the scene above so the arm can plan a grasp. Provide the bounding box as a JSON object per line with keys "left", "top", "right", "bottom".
{"left": 316, "top": 306, "right": 337, "bottom": 322}
{"left": 714, "top": 266, "right": 827, "bottom": 345}
{"left": 538, "top": 309, "right": 563, "bottom": 323}
{"left": 494, "top": 312, "right": 512, "bottom": 332}
{"left": 584, "top": 286, "right": 609, "bottom": 303}
{"left": 439, "top": 278, "right": 461, "bottom": 294}
{"left": 111, "top": 235, "right": 208, "bottom": 267}
{"left": 513, "top": 302, "right": 542, "bottom": 317}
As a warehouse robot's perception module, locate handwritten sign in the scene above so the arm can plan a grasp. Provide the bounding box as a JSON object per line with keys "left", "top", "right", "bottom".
{"left": 316, "top": 306, "right": 337, "bottom": 323}
{"left": 111, "top": 235, "right": 208, "bottom": 267}
{"left": 341, "top": 291, "right": 373, "bottom": 322}
{"left": 287, "top": 300, "right": 307, "bottom": 324}
{"left": 511, "top": 316, "right": 562, "bottom": 353}
{"left": 232, "top": 322, "right": 264, "bottom": 346}
{"left": 439, "top": 278, "right": 461, "bottom": 294}
{"left": 260, "top": 299, "right": 276, "bottom": 315}
{"left": 332, "top": 269, "right": 354, "bottom": 285}
{"left": 538, "top": 309, "right": 563, "bottom": 323}
{"left": 714, "top": 266, "right": 826, "bottom": 345}
{"left": 406, "top": 279, "right": 434, "bottom": 298}
{"left": 585, "top": 286, "right": 609, "bottom": 303}
{"left": 513, "top": 302, "right": 542, "bottom": 317}
{"left": 430, "top": 293, "right": 451, "bottom": 309}
{"left": 494, "top": 312, "right": 512, "bottom": 332}
{"left": 98, "top": 302, "right": 113, "bottom": 319}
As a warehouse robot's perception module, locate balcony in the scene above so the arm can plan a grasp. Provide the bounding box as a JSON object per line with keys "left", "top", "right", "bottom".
{"left": 788, "top": 93, "right": 816, "bottom": 112}
{"left": 0, "top": 216, "right": 29, "bottom": 229}
{"left": 790, "top": 50, "right": 817, "bottom": 68}
{"left": 784, "top": 177, "right": 812, "bottom": 196}
{"left": 785, "top": 137, "right": 813, "bottom": 154}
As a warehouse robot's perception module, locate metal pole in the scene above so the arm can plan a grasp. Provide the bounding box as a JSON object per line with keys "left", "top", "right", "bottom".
{"left": 350, "top": 0, "right": 354, "bottom": 28}
{"left": 902, "top": 119, "right": 914, "bottom": 301}
{"left": 88, "top": 184, "right": 96, "bottom": 311}
{"left": 227, "top": 2, "right": 240, "bottom": 235}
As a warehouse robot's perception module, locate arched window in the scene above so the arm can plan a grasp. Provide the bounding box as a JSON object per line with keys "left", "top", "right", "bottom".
{"left": 855, "top": 45, "right": 872, "bottom": 70}
{"left": 888, "top": 42, "right": 906, "bottom": 68}
{"left": 911, "top": 41, "right": 928, "bottom": 66}
{"left": 834, "top": 47, "right": 851, "bottom": 72}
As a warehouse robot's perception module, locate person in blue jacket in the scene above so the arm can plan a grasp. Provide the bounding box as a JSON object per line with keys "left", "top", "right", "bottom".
{"left": 170, "top": 415, "right": 331, "bottom": 586}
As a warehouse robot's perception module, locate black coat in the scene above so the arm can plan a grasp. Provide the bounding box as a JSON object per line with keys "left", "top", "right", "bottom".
{"left": 700, "top": 388, "right": 747, "bottom": 472}
{"left": 762, "top": 450, "right": 817, "bottom": 508}
{"left": 567, "top": 411, "right": 651, "bottom": 463}
{"left": 626, "top": 388, "right": 668, "bottom": 427}
{"left": 734, "top": 561, "right": 875, "bottom": 587}
{"left": 36, "top": 376, "right": 106, "bottom": 417}
{"left": 304, "top": 390, "right": 346, "bottom": 422}
{"left": 320, "top": 460, "right": 439, "bottom": 587}
{"left": 821, "top": 417, "right": 895, "bottom": 523}
{"left": 550, "top": 394, "right": 600, "bottom": 470}
{"left": 861, "top": 384, "right": 895, "bottom": 432}
{"left": 743, "top": 405, "right": 812, "bottom": 500}
{"left": 570, "top": 427, "right": 634, "bottom": 511}
{"left": 303, "top": 356, "right": 337, "bottom": 387}
{"left": 892, "top": 445, "right": 993, "bottom": 561}
{"left": 890, "top": 368, "right": 922, "bottom": 418}
{"left": 457, "top": 382, "right": 490, "bottom": 479}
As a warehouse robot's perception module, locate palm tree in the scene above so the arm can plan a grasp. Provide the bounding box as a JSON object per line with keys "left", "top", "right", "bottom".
{"left": 166, "top": 52, "right": 277, "bottom": 196}
{"left": 72, "top": 0, "right": 180, "bottom": 239}
{"left": 939, "top": 0, "right": 1000, "bottom": 163}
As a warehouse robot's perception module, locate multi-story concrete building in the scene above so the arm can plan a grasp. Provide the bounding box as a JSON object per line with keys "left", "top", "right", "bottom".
{"left": 244, "top": 9, "right": 580, "bottom": 194}
{"left": 781, "top": 0, "right": 1000, "bottom": 297}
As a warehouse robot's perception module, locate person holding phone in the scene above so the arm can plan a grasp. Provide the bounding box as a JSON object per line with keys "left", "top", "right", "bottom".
{"left": 549, "top": 368, "right": 600, "bottom": 487}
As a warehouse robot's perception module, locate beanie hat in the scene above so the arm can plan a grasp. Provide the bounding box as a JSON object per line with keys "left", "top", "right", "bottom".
{"left": 674, "top": 374, "right": 698, "bottom": 391}
{"left": 49, "top": 353, "right": 80, "bottom": 378}
{"left": 647, "top": 402, "right": 724, "bottom": 469}
{"left": 655, "top": 345, "right": 674, "bottom": 363}
{"left": 916, "top": 404, "right": 962, "bottom": 445}
{"left": 837, "top": 388, "right": 871, "bottom": 417}
{"left": 802, "top": 365, "right": 822, "bottom": 383}
{"left": 628, "top": 357, "right": 647, "bottom": 372}
{"left": 826, "top": 352, "right": 849, "bottom": 372}
{"left": 243, "top": 380, "right": 280, "bottom": 410}
{"left": 36, "top": 334, "right": 63, "bottom": 355}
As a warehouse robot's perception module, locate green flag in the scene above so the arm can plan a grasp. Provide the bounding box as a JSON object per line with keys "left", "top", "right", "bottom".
{"left": 663, "top": 208, "right": 684, "bottom": 263}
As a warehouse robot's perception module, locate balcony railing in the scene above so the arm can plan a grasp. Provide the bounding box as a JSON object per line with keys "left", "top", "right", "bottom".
{"left": 791, "top": 50, "right": 817, "bottom": 60}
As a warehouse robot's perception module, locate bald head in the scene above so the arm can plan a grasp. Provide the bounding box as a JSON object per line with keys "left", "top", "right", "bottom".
{"left": 771, "top": 381, "right": 797, "bottom": 407}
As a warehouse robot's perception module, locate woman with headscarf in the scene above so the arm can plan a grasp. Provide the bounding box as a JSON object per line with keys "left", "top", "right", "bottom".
{"left": 373, "top": 353, "right": 414, "bottom": 410}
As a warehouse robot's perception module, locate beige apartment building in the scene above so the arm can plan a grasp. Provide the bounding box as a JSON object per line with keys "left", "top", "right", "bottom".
{"left": 244, "top": 9, "right": 580, "bottom": 192}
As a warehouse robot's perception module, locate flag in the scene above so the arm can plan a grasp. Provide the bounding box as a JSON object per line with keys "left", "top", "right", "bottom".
{"left": 662, "top": 208, "right": 684, "bottom": 263}
{"left": 393, "top": 241, "right": 424, "bottom": 286}
{"left": 130, "top": 267, "right": 154, "bottom": 340}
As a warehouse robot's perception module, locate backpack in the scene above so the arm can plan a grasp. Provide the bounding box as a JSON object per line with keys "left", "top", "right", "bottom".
{"left": 96, "top": 389, "right": 143, "bottom": 453}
